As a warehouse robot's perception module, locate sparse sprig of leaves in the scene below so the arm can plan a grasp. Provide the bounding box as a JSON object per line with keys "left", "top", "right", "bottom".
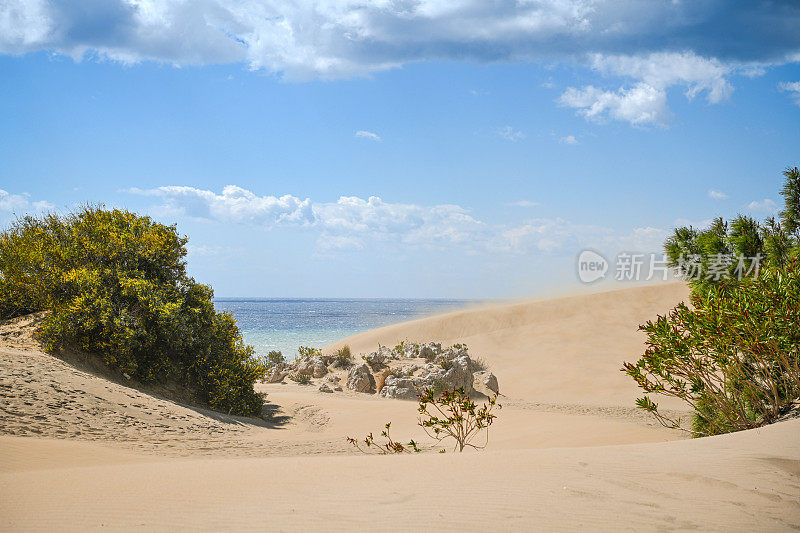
{"left": 346, "top": 422, "right": 421, "bottom": 454}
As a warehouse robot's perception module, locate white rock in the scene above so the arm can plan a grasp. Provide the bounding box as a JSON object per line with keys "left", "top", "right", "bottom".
{"left": 346, "top": 363, "right": 376, "bottom": 393}
{"left": 473, "top": 371, "right": 499, "bottom": 395}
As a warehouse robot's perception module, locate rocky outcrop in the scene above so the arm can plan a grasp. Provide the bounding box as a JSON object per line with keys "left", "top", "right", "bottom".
{"left": 346, "top": 363, "right": 376, "bottom": 393}
{"left": 379, "top": 354, "right": 477, "bottom": 400}
{"left": 378, "top": 376, "right": 420, "bottom": 400}
{"left": 264, "top": 342, "right": 498, "bottom": 401}
{"left": 312, "top": 361, "right": 328, "bottom": 378}
{"left": 473, "top": 370, "right": 499, "bottom": 396}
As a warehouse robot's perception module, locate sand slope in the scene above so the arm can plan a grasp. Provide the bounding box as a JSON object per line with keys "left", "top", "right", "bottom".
{"left": 1, "top": 419, "right": 798, "bottom": 531}
{"left": 2, "top": 281, "right": 799, "bottom": 531}
{"left": 328, "top": 282, "right": 691, "bottom": 407}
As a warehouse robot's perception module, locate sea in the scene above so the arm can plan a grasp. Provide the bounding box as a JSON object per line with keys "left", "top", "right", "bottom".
{"left": 212, "top": 298, "right": 479, "bottom": 359}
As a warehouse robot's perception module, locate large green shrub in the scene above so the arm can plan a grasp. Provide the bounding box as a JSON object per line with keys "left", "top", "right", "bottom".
{"left": 623, "top": 259, "right": 800, "bottom": 435}
{"left": 626, "top": 165, "right": 800, "bottom": 435}
{"left": 0, "top": 207, "right": 265, "bottom": 416}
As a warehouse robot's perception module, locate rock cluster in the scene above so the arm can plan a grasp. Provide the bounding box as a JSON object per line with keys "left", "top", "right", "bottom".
{"left": 263, "top": 342, "right": 498, "bottom": 400}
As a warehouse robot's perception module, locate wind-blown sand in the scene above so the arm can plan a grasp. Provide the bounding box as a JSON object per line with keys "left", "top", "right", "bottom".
{"left": 1, "top": 282, "right": 798, "bottom": 531}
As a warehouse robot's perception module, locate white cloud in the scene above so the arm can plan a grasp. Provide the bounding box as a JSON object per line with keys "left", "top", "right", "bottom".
{"left": 746, "top": 198, "right": 779, "bottom": 214}
{"left": 1, "top": 1, "right": 796, "bottom": 83}
{"left": 0, "top": 189, "right": 54, "bottom": 212}
{"left": 314, "top": 196, "right": 485, "bottom": 249}
{"left": 559, "top": 51, "right": 740, "bottom": 126}
{"left": 779, "top": 81, "right": 800, "bottom": 106}
{"left": 559, "top": 83, "right": 671, "bottom": 126}
{"left": 1, "top": 1, "right": 798, "bottom": 128}
{"left": 708, "top": 189, "right": 729, "bottom": 200}
{"left": 558, "top": 135, "right": 578, "bottom": 145}
{"left": 591, "top": 52, "right": 733, "bottom": 104}
{"left": 497, "top": 126, "right": 524, "bottom": 142}
{"left": 492, "top": 218, "right": 612, "bottom": 254}
{"left": 355, "top": 130, "right": 381, "bottom": 141}
{"left": 128, "top": 184, "right": 671, "bottom": 256}
{"left": 127, "top": 185, "right": 315, "bottom": 226}
{"left": 610, "top": 227, "right": 669, "bottom": 253}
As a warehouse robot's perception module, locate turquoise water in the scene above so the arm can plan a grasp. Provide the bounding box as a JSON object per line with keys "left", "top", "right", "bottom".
{"left": 213, "top": 298, "right": 477, "bottom": 358}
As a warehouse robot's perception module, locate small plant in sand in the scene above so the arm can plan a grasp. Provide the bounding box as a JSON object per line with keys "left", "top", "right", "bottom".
{"left": 418, "top": 387, "right": 500, "bottom": 452}
{"left": 288, "top": 372, "right": 312, "bottom": 385}
{"left": 471, "top": 356, "right": 489, "bottom": 372}
{"left": 346, "top": 423, "right": 421, "bottom": 454}
{"left": 334, "top": 344, "right": 353, "bottom": 367}
{"left": 297, "top": 346, "right": 322, "bottom": 360}
{"left": 347, "top": 387, "right": 501, "bottom": 454}
{"left": 266, "top": 350, "right": 285, "bottom": 367}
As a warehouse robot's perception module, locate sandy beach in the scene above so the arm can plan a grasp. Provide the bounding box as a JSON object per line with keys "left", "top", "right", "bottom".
{"left": 1, "top": 282, "right": 798, "bottom": 531}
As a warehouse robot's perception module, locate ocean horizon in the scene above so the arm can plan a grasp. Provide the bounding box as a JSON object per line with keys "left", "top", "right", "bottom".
{"left": 213, "top": 298, "right": 483, "bottom": 358}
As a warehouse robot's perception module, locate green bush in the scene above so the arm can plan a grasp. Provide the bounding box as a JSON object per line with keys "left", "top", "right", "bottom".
{"left": 297, "top": 345, "right": 322, "bottom": 359}
{"left": 266, "top": 350, "right": 285, "bottom": 367}
{"left": 418, "top": 387, "right": 500, "bottom": 452}
{"left": 334, "top": 344, "right": 353, "bottom": 367}
{"left": 625, "top": 166, "right": 800, "bottom": 436}
{"left": 288, "top": 372, "right": 312, "bottom": 384}
{"left": 0, "top": 207, "right": 265, "bottom": 416}
{"left": 623, "top": 260, "right": 800, "bottom": 435}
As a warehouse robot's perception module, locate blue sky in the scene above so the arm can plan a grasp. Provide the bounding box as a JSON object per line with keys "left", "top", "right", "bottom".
{"left": 1, "top": 1, "right": 799, "bottom": 298}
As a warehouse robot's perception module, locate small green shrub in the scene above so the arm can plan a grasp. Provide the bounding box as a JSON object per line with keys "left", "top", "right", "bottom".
{"left": 347, "top": 387, "right": 501, "bottom": 454}
{"left": 418, "top": 387, "right": 500, "bottom": 452}
{"left": 334, "top": 345, "right": 353, "bottom": 367}
{"left": 297, "top": 345, "right": 322, "bottom": 360}
{"left": 0, "top": 207, "right": 265, "bottom": 416}
{"left": 288, "top": 372, "right": 312, "bottom": 385}
{"left": 266, "top": 350, "right": 285, "bottom": 367}
{"left": 439, "top": 360, "right": 453, "bottom": 370}
{"left": 471, "top": 356, "right": 489, "bottom": 372}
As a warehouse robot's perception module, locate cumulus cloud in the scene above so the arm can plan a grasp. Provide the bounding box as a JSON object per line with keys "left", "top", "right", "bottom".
{"left": 559, "top": 83, "right": 671, "bottom": 126}
{"left": 355, "top": 130, "right": 381, "bottom": 141}
{"left": 127, "top": 185, "right": 315, "bottom": 226}
{"left": 708, "top": 189, "right": 729, "bottom": 200}
{"left": 0, "top": 189, "right": 54, "bottom": 213}
{"left": 2, "top": 1, "right": 798, "bottom": 128}
{"left": 315, "top": 196, "right": 485, "bottom": 248}
{"left": 128, "top": 184, "right": 669, "bottom": 255}
{"left": 1, "top": 1, "right": 797, "bottom": 82}
{"left": 560, "top": 51, "right": 743, "bottom": 125}
{"left": 591, "top": 52, "right": 734, "bottom": 104}
{"left": 497, "top": 126, "right": 524, "bottom": 142}
{"left": 779, "top": 81, "right": 800, "bottom": 106}
{"left": 746, "top": 198, "right": 779, "bottom": 214}
{"left": 558, "top": 135, "right": 578, "bottom": 145}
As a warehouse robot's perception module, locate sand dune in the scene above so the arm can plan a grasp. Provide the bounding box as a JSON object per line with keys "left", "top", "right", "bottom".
{"left": 2, "top": 282, "right": 799, "bottom": 531}
{"left": 327, "top": 282, "right": 692, "bottom": 407}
